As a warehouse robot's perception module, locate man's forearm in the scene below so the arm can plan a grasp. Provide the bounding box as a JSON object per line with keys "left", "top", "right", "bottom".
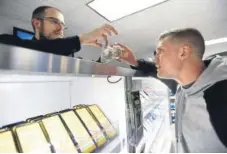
{"left": 130, "top": 59, "right": 158, "bottom": 76}
{"left": 131, "top": 59, "right": 178, "bottom": 94}
{"left": 32, "top": 36, "right": 81, "bottom": 55}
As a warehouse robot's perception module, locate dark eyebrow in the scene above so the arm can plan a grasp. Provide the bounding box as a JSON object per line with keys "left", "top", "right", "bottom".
{"left": 156, "top": 47, "right": 162, "bottom": 52}
{"left": 45, "top": 17, "right": 65, "bottom": 25}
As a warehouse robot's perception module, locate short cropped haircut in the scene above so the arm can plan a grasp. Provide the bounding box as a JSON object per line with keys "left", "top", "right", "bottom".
{"left": 159, "top": 28, "right": 205, "bottom": 59}
{"left": 32, "top": 6, "right": 62, "bottom": 19}
{"left": 31, "top": 6, "right": 62, "bottom": 30}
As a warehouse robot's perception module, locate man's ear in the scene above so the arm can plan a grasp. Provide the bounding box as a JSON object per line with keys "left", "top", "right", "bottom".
{"left": 178, "top": 45, "right": 191, "bottom": 60}
{"left": 32, "top": 18, "right": 41, "bottom": 39}
{"left": 32, "top": 18, "right": 41, "bottom": 30}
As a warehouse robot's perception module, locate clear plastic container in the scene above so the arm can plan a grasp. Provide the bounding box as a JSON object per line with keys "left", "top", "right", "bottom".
{"left": 100, "top": 45, "right": 122, "bottom": 63}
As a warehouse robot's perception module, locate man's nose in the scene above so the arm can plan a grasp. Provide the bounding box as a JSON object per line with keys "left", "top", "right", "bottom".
{"left": 154, "top": 56, "right": 157, "bottom": 64}
{"left": 57, "top": 24, "right": 64, "bottom": 31}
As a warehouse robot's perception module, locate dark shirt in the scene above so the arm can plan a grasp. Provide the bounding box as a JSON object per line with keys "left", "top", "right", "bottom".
{"left": 0, "top": 34, "right": 81, "bottom": 56}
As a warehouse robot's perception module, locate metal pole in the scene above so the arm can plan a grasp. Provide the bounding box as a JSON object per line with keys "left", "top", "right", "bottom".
{"left": 124, "top": 76, "right": 135, "bottom": 153}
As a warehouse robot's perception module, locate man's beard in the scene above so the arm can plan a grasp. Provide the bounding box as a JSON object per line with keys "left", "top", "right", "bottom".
{"left": 38, "top": 32, "right": 49, "bottom": 40}
{"left": 39, "top": 25, "right": 60, "bottom": 40}
{"left": 39, "top": 32, "right": 63, "bottom": 40}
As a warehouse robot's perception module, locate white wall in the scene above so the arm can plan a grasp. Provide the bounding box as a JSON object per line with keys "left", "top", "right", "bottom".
{"left": 0, "top": 81, "right": 71, "bottom": 125}
{"left": 204, "top": 42, "right": 227, "bottom": 58}
{"left": 0, "top": 15, "right": 32, "bottom": 34}
{"left": 0, "top": 74, "right": 71, "bottom": 126}
{"left": 0, "top": 75, "right": 127, "bottom": 132}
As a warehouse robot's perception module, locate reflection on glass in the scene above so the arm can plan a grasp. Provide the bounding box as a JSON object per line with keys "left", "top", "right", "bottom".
{"left": 0, "top": 130, "right": 18, "bottom": 153}
{"left": 15, "top": 123, "right": 51, "bottom": 153}
{"left": 75, "top": 107, "right": 106, "bottom": 147}
{"left": 89, "top": 105, "right": 117, "bottom": 139}
{"left": 41, "top": 115, "right": 78, "bottom": 153}
{"left": 60, "top": 111, "right": 96, "bottom": 153}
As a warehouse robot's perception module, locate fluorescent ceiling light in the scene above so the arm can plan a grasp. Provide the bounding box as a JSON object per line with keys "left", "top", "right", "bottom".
{"left": 88, "top": 0, "right": 168, "bottom": 22}
{"left": 205, "top": 37, "right": 227, "bottom": 46}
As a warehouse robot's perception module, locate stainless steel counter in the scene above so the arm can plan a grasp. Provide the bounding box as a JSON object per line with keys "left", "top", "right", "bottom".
{"left": 0, "top": 43, "right": 144, "bottom": 77}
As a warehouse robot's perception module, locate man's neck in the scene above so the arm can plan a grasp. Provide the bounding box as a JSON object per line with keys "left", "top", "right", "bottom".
{"left": 34, "top": 32, "right": 47, "bottom": 40}
{"left": 34, "top": 36, "right": 47, "bottom": 40}
{"left": 176, "top": 60, "right": 205, "bottom": 86}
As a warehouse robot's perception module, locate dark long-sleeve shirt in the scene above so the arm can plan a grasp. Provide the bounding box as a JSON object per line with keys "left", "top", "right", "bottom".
{"left": 130, "top": 59, "right": 178, "bottom": 94}
{"left": 0, "top": 34, "right": 81, "bottom": 56}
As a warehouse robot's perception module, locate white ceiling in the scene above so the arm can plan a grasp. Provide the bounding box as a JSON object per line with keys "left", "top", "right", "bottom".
{"left": 0, "top": 0, "right": 227, "bottom": 60}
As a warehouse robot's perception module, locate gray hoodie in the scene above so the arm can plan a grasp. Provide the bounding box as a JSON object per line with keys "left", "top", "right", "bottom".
{"left": 175, "top": 55, "right": 227, "bottom": 152}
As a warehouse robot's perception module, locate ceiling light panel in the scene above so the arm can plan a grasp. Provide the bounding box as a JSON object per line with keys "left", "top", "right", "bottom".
{"left": 88, "top": 0, "right": 168, "bottom": 22}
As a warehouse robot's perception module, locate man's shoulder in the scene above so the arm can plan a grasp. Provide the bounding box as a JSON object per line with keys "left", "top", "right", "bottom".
{"left": 0, "top": 34, "right": 17, "bottom": 39}
{"left": 203, "top": 79, "right": 227, "bottom": 147}
{"left": 0, "top": 34, "right": 21, "bottom": 44}
{"left": 204, "top": 79, "right": 227, "bottom": 106}
{"left": 205, "top": 79, "right": 227, "bottom": 97}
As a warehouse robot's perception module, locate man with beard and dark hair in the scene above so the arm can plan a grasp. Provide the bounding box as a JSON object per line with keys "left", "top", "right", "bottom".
{"left": 0, "top": 6, "right": 118, "bottom": 56}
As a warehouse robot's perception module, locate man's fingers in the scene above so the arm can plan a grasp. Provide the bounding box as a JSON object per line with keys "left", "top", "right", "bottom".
{"left": 104, "top": 24, "right": 118, "bottom": 35}
{"left": 113, "top": 43, "right": 129, "bottom": 51}
{"left": 113, "top": 43, "right": 124, "bottom": 48}
{"left": 93, "top": 40, "right": 102, "bottom": 47}
{"left": 116, "top": 57, "right": 122, "bottom": 62}
{"left": 102, "top": 34, "right": 108, "bottom": 47}
{"left": 122, "top": 51, "right": 129, "bottom": 57}
{"left": 103, "top": 28, "right": 112, "bottom": 36}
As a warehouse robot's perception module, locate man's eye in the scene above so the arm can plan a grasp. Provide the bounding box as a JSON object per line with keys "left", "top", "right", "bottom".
{"left": 159, "top": 49, "right": 164, "bottom": 53}
{"left": 53, "top": 20, "right": 59, "bottom": 24}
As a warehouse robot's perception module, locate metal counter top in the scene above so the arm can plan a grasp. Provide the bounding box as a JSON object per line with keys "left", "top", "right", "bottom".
{"left": 0, "top": 43, "right": 146, "bottom": 77}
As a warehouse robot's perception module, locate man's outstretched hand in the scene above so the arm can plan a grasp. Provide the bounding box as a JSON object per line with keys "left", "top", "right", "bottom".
{"left": 112, "top": 43, "right": 138, "bottom": 66}
{"left": 79, "top": 24, "right": 118, "bottom": 47}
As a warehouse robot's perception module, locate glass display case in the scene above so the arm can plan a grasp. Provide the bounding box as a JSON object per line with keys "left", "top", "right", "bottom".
{"left": 0, "top": 43, "right": 172, "bottom": 153}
